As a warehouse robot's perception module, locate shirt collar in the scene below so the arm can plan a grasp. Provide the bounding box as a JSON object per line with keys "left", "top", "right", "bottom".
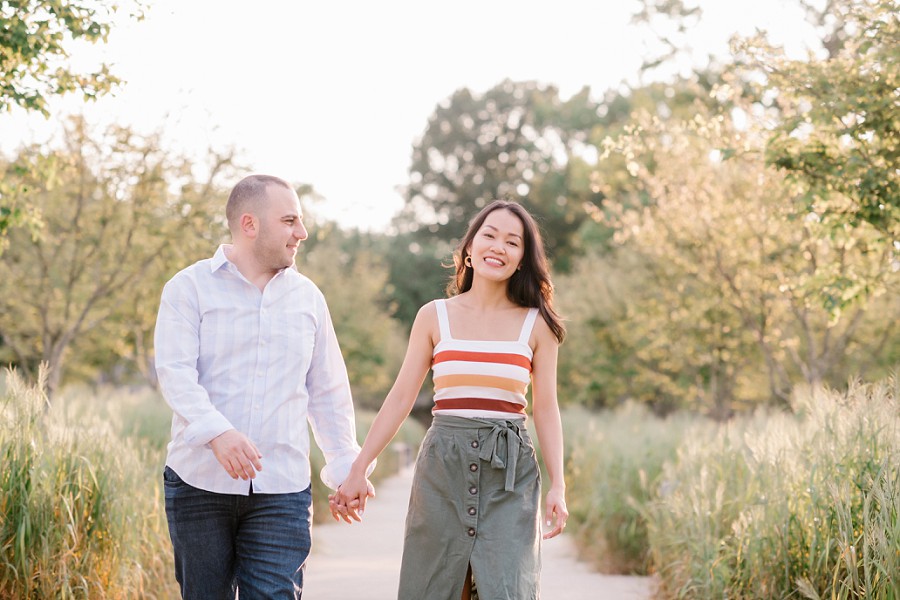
{"left": 210, "top": 244, "right": 232, "bottom": 272}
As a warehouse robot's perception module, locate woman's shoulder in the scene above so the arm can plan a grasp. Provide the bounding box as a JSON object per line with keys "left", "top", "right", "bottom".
{"left": 412, "top": 300, "right": 441, "bottom": 327}
{"left": 410, "top": 300, "right": 442, "bottom": 347}
{"left": 531, "top": 309, "right": 559, "bottom": 346}
{"left": 416, "top": 299, "right": 442, "bottom": 314}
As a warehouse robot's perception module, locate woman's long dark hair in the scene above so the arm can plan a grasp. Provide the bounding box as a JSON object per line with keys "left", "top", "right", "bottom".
{"left": 447, "top": 200, "right": 566, "bottom": 343}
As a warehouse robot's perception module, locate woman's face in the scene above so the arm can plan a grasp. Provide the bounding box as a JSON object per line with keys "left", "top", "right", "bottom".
{"left": 467, "top": 208, "right": 525, "bottom": 283}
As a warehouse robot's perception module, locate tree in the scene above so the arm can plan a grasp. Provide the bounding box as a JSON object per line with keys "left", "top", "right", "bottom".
{"left": 560, "top": 107, "right": 898, "bottom": 414}
{"left": 0, "top": 0, "right": 143, "bottom": 247}
{"left": 0, "top": 116, "right": 234, "bottom": 397}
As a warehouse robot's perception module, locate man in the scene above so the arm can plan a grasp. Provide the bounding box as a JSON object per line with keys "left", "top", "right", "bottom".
{"left": 154, "top": 174, "right": 372, "bottom": 599}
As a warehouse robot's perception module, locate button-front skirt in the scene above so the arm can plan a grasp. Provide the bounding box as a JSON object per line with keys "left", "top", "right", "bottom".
{"left": 398, "top": 415, "right": 542, "bottom": 600}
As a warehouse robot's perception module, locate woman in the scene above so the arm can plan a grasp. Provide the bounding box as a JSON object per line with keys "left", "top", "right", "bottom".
{"left": 332, "top": 200, "right": 568, "bottom": 599}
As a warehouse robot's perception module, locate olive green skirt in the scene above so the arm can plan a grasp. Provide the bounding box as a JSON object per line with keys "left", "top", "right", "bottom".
{"left": 398, "top": 415, "right": 542, "bottom": 600}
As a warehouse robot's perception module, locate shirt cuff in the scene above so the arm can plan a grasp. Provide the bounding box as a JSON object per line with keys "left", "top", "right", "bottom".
{"left": 183, "top": 412, "right": 235, "bottom": 448}
{"left": 319, "top": 452, "right": 377, "bottom": 490}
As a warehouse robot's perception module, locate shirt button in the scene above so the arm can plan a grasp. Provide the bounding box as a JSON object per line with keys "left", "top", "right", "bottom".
{"left": 469, "top": 486, "right": 477, "bottom": 495}
{"left": 469, "top": 463, "right": 478, "bottom": 472}
{"left": 467, "top": 528, "right": 476, "bottom": 537}
{"left": 468, "top": 507, "right": 476, "bottom": 516}
{"left": 471, "top": 440, "right": 479, "bottom": 449}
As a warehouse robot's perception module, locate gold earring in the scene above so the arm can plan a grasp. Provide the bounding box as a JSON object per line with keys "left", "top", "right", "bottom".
{"left": 464, "top": 255, "right": 472, "bottom": 268}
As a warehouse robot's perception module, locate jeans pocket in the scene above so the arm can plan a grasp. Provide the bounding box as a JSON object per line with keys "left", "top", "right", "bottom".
{"left": 163, "top": 465, "right": 185, "bottom": 487}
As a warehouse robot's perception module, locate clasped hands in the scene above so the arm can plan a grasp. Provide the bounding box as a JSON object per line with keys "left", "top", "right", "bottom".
{"left": 328, "top": 472, "right": 376, "bottom": 524}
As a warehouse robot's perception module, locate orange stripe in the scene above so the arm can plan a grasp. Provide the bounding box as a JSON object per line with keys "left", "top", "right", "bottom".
{"left": 433, "top": 350, "right": 531, "bottom": 370}
{"left": 434, "top": 374, "right": 527, "bottom": 394}
{"left": 434, "top": 398, "right": 526, "bottom": 414}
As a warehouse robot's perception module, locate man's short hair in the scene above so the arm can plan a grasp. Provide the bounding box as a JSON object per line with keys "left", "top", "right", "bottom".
{"left": 226, "top": 174, "right": 293, "bottom": 232}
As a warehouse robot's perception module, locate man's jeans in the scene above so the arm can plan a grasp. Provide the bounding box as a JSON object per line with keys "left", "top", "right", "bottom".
{"left": 163, "top": 466, "right": 312, "bottom": 599}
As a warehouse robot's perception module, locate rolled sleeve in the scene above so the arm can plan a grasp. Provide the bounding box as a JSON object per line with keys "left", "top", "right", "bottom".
{"left": 319, "top": 451, "right": 376, "bottom": 490}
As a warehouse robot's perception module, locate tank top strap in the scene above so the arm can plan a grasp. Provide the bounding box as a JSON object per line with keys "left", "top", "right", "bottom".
{"left": 518, "top": 308, "right": 540, "bottom": 345}
{"left": 434, "top": 299, "right": 453, "bottom": 341}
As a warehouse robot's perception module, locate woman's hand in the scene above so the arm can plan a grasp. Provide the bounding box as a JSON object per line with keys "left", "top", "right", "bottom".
{"left": 328, "top": 472, "right": 375, "bottom": 524}
{"left": 542, "top": 486, "right": 569, "bottom": 540}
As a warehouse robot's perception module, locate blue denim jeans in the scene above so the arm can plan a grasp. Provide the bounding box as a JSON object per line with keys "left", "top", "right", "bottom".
{"left": 163, "top": 466, "right": 312, "bottom": 599}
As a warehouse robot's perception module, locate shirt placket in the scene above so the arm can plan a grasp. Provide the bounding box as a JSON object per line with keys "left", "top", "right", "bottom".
{"left": 247, "top": 289, "right": 271, "bottom": 441}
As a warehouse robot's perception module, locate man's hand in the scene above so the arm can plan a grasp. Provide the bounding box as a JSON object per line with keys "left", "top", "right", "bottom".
{"left": 210, "top": 429, "right": 263, "bottom": 480}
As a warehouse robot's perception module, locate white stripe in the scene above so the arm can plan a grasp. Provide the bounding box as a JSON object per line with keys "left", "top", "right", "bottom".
{"left": 434, "top": 408, "right": 527, "bottom": 419}
{"left": 433, "top": 361, "right": 530, "bottom": 381}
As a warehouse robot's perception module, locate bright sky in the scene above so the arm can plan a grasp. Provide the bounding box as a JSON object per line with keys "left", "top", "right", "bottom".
{"left": 0, "top": 0, "right": 814, "bottom": 231}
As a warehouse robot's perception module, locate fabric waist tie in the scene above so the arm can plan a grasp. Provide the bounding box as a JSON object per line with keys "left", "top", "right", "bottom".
{"left": 431, "top": 414, "right": 526, "bottom": 492}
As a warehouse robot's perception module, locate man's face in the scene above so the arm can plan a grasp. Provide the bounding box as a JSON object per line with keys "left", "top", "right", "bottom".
{"left": 254, "top": 185, "right": 308, "bottom": 271}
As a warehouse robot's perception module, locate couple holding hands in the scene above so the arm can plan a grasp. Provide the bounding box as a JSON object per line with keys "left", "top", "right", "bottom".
{"left": 155, "top": 174, "right": 568, "bottom": 599}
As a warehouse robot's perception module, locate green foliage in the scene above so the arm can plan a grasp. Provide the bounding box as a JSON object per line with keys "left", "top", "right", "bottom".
{"left": 743, "top": 0, "right": 900, "bottom": 239}
{"left": 0, "top": 0, "right": 143, "bottom": 116}
{"left": 644, "top": 379, "right": 900, "bottom": 599}
{"left": 564, "top": 105, "right": 899, "bottom": 415}
{"left": 383, "top": 232, "right": 453, "bottom": 326}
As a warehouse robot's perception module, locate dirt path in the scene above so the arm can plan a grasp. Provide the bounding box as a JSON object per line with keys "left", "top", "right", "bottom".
{"left": 304, "top": 466, "right": 656, "bottom": 599}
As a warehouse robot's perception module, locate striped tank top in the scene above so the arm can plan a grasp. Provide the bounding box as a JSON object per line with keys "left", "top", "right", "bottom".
{"left": 431, "top": 299, "right": 540, "bottom": 419}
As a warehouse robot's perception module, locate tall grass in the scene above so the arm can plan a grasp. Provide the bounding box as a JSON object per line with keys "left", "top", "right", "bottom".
{"left": 644, "top": 379, "right": 899, "bottom": 599}
{"left": 561, "top": 402, "right": 692, "bottom": 574}
{"left": 0, "top": 369, "right": 176, "bottom": 599}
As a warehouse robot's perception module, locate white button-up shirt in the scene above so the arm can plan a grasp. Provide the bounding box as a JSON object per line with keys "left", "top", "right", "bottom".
{"left": 154, "top": 245, "right": 366, "bottom": 495}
